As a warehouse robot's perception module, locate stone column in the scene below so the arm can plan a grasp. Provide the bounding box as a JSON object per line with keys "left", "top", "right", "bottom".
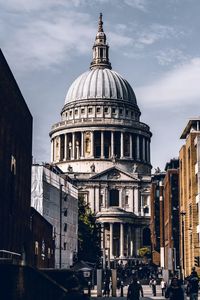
{"left": 51, "top": 139, "right": 54, "bottom": 162}
{"left": 72, "top": 132, "right": 75, "bottom": 160}
{"left": 129, "top": 188, "right": 134, "bottom": 212}
{"left": 135, "top": 228, "right": 141, "bottom": 255}
{"left": 58, "top": 136, "right": 61, "bottom": 162}
{"left": 81, "top": 132, "right": 84, "bottom": 158}
{"left": 64, "top": 134, "right": 68, "bottom": 160}
{"left": 76, "top": 141, "right": 80, "bottom": 159}
{"left": 110, "top": 223, "right": 113, "bottom": 259}
{"left": 101, "top": 131, "right": 104, "bottom": 158}
{"left": 136, "top": 135, "right": 140, "bottom": 160}
{"left": 143, "top": 137, "right": 145, "bottom": 161}
{"left": 120, "top": 223, "right": 124, "bottom": 258}
{"left": 91, "top": 131, "right": 94, "bottom": 158}
{"left": 129, "top": 133, "right": 133, "bottom": 159}
{"left": 111, "top": 131, "right": 114, "bottom": 158}
{"left": 120, "top": 132, "right": 124, "bottom": 158}
{"left": 134, "top": 188, "right": 139, "bottom": 215}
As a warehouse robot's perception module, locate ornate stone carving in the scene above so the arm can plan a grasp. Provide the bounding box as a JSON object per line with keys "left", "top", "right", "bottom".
{"left": 108, "top": 170, "right": 121, "bottom": 179}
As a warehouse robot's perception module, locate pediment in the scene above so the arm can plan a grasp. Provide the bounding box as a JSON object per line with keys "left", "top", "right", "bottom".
{"left": 90, "top": 166, "right": 140, "bottom": 181}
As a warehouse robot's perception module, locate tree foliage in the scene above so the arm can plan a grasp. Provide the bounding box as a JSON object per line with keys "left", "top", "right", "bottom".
{"left": 78, "top": 195, "right": 101, "bottom": 263}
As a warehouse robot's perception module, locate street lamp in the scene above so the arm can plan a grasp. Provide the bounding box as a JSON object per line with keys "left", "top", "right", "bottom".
{"left": 180, "top": 211, "right": 186, "bottom": 280}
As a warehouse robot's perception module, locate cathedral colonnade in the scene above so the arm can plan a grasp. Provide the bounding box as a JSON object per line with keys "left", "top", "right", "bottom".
{"left": 101, "top": 222, "right": 144, "bottom": 259}
{"left": 51, "top": 130, "right": 150, "bottom": 164}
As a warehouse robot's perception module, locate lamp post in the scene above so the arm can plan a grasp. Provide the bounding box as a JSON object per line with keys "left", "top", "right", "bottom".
{"left": 180, "top": 211, "right": 186, "bottom": 280}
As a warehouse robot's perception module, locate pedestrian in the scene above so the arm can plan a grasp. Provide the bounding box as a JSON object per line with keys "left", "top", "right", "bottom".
{"left": 61, "top": 275, "right": 90, "bottom": 300}
{"left": 187, "top": 272, "right": 199, "bottom": 300}
{"left": 103, "top": 279, "right": 110, "bottom": 297}
{"left": 165, "top": 277, "right": 184, "bottom": 300}
{"left": 127, "top": 274, "right": 144, "bottom": 300}
{"left": 149, "top": 278, "right": 157, "bottom": 296}
{"left": 161, "top": 278, "right": 167, "bottom": 296}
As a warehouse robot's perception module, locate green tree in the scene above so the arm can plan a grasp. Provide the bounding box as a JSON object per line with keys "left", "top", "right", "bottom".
{"left": 78, "top": 195, "right": 101, "bottom": 263}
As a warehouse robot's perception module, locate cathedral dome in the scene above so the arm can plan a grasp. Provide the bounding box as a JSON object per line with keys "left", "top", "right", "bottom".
{"left": 65, "top": 68, "right": 137, "bottom": 105}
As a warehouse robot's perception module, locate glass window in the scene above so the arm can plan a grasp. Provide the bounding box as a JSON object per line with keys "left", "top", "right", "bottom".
{"left": 88, "top": 107, "right": 93, "bottom": 113}
{"left": 119, "top": 109, "right": 123, "bottom": 114}
{"left": 75, "top": 109, "right": 78, "bottom": 115}
{"left": 64, "top": 223, "right": 67, "bottom": 232}
{"left": 81, "top": 108, "right": 85, "bottom": 114}
{"left": 112, "top": 108, "right": 116, "bottom": 114}
{"left": 97, "top": 107, "right": 101, "bottom": 113}
{"left": 104, "top": 107, "right": 108, "bottom": 113}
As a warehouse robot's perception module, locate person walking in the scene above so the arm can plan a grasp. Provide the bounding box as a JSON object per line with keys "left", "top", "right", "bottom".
{"left": 187, "top": 272, "right": 199, "bottom": 300}
{"left": 127, "top": 275, "right": 143, "bottom": 300}
{"left": 149, "top": 278, "right": 157, "bottom": 296}
{"left": 161, "top": 278, "right": 166, "bottom": 296}
{"left": 165, "top": 277, "right": 184, "bottom": 300}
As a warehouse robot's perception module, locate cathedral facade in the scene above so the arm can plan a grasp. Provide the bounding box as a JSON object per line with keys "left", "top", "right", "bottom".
{"left": 50, "top": 14, "right": 152, "bottom": 261}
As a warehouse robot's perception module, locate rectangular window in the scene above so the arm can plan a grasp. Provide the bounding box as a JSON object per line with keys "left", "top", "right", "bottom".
{"left": 64, "top": 242, "right": 67, "bottom": 250}
{"left": 125, "top": 195, "right": 129, "bottom": 205}
{"left": 119, "top": 108, "right": 123, "bottom": 114}
{"left": 100, "top": 194, "right": 103, "bottom": 206}
{"left": 126, "top": 110, "right": 129, "bottom": 116}
{"left": 112, "top": 108, "right": 116, "bottom": 114}
{"left": 88, "top": 107, "right": 92, "bottom": 113}
{"left": 69, "top": 111, "right": 72, "bottom": 116}
{"left": 97, "top": 107, "right": 101, "bottom": 113}
{"left": 81, "top": 108, "right": 85, "bottom": 114}
{"left": 48, "top": 248, "right": 51, "bottom": 259}
{"left": 64, "top": 208, "right": 68, "bottom": 217}
{"left": 104, "top": 107, "right": 108, "bottom": 113}
{"left": 75, "top": 109, "right": 78, "bottom": 115}
{"left": 64, "top": 223, "right": 67, "bottom": 232}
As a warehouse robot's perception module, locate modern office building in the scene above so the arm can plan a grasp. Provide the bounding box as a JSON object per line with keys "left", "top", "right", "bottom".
{"left": 31, "top": 164, "right": 78, "bottom": 268}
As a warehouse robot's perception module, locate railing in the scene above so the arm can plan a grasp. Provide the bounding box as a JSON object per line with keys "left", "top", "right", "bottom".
{"left": 0, "top": 250, "right": 22, "bottom": 264}
{"left": 51, "top": 118, "right": 150, "bottom": 131}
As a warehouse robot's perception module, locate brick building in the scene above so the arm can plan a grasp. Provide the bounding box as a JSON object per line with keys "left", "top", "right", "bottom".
{"left": 179, "top": 118, "right": 200, "bottom": 277}
{"left": 0, "top": 49, "right": 33, "bottom": 262}
{"left": 163, "top": 159, "right": 180, "bottom": 278}
{"left": 150, "top": 171, "right": 166, "bottom": 265}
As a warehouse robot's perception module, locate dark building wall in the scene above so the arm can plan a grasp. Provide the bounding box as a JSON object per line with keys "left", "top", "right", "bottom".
{"left": 150, "top": 173, "right": 165, "bottom": 265}
{"left": 0, "top": 49, "right": 32, "bottom": 261}
{"left": 29, "top": 207, "right": 55, "bottom": 268}
{"left": 164, "top": 169, "right": 180, "bottom": 272}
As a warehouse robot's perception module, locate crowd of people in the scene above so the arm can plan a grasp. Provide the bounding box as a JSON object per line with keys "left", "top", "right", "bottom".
{"left": 59, "top": 265, "right": 199, "bottom": 299}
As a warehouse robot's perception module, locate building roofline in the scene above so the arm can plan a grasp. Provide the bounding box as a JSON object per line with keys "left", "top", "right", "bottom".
{"left": 180, "top": 117, "right": 200, "bottom": 139}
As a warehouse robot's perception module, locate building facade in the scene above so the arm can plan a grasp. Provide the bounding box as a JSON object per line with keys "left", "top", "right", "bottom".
{"left": 49, "top": 14, "right": 152, "bottom": 261}
{"left": 150, "top": 171, "right": 166, "bottom": 266}
{"left": 0, "top": 49, "right": 33, "bottom": 262}
{"left": 31, "top": 164, "right": 78, "bottom": 269}
{"left": 29, "top": 207, "right": 55, "bottom": 268}
{"left": 179, "top": 118, "right": 200, "bottom": 276}
{"left": 163, "top": 159, "right": 180, "bottom": 278}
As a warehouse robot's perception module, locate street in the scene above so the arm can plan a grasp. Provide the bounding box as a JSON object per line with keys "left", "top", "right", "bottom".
{"left": 91, "top": 284, "right": 165, "bottom": 299}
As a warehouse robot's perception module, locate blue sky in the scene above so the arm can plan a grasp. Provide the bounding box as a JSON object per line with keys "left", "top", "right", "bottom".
{"left": 1, "top": 0, "right": 200, "bottom": 170}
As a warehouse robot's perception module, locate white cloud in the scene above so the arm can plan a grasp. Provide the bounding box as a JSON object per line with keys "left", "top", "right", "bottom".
{"left": 3, "top": 11, "right": 95, "bottom": 71}
{"left": 137, "top": 58, "right": 200, "bottom": 107}
{"left": 124, "top": 0, "right": 147, "bottom": 11}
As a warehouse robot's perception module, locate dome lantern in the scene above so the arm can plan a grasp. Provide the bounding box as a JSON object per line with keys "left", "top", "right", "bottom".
{"left": 90, "top": 13, "right": 112, "bottom": 70}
